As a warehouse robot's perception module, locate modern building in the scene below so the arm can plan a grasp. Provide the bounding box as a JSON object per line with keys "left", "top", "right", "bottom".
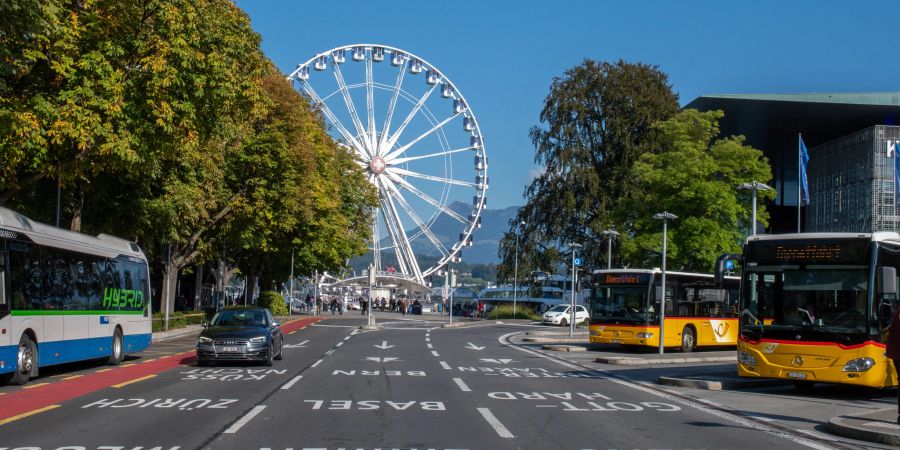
{"left": 686, "top": 93, "right": 900, "bottom": 233}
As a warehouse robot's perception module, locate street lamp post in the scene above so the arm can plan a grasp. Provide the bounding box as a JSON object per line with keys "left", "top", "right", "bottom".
{"left": 449, "top": 269, "right": 457, "bottom": 325}
{"left": 367, "top": 264, "right": 375, "bottom": 327}
{"left": 566, "top": 243, "right": 583, "bottom": 338}
{"left": 652, "top": 212, "right": 678, "bottom": 355}
{"left": 513, "top": 221, "right": 526, "bottom": 320}
{"left": 602, "top": 229, "right": 620, "bottom": 270}
{"left": 737, "top": 181, "right": 773, "bottom": 236}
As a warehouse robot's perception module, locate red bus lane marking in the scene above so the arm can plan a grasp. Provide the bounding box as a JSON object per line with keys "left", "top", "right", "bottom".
{"left": 0, "top": 316, "right": 320, "bottom": 425}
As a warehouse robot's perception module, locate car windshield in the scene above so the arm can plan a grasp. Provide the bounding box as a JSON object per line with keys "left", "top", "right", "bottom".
{"left": 210, "top": 309, "right": 268, "bottom": 327}
{"left": 547, "top": 305, "right": 568, "bottom": 313}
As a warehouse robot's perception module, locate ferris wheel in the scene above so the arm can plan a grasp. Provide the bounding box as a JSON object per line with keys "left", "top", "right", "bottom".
{"left": 288, "top": 44, "right": 488, "bottom": 285}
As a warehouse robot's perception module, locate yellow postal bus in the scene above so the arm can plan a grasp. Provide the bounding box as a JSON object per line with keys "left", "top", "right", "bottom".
{"left": 588, "top": 269, "right": 739, "bottom": 352}
{"left": 734, "top": 233, "right": 900, "bottom": 388}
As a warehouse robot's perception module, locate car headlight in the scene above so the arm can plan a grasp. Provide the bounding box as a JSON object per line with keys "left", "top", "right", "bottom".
{"left": 738, "top": 351, "right": 758, "bottom": 366}
{"left": 843, "top": 357, "right": 875, "bottom": 372}
{"left": 198, "top": 336, "right": 212, "bottom": 344}
{"left": 249, "top": 336, "right": 266, "bottom": 344}
{"left": 636, "top": 332, "right": 654, "bottom": 339}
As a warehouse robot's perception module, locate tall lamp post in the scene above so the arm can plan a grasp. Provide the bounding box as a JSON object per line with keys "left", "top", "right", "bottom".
{"left": 737, "top": 181, "right": 773, "bottom": 236}
{"left": 513, "top": 221, "right": 526, "bottom": 320}
{"left": 566, "top": 243, "right": 583, "bottom": 338}
{"left": 652, "top": 212, "right": 677, "bottom": 355}
{"left": 367, "top": 264, "right": 375, "bottom": 327}
{"left": 449, "top": 269, "right": 457, "bottom": 325}
{"left": 602, "top": 229, "right": 620, "bottom": 270}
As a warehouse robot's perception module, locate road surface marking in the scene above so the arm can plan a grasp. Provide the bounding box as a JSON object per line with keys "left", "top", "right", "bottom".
{"left": 440, "top": 361, "right": 452, "bottom": 370}
{"left": 426, "top": 337, "right": 431, "bottom": 342}
{"left": 120, "top": 363, "right": 135, "bottom": 367}
{"left": 452, "top": 378, "right": 471, "bottom": 392}
{"left": 113, "top": 374, "right": 156, "bottom": 388}
{"left": 281, "top": 375, "right": 303, "bottom": 390}
{"left": 431, "top": 351, "right": 440, "bottom": 357}
{"left": 536, "top": 405, "right": 558, "bottom": 408}
{"left": 301, "top": 326, "right": 307, "bottom": 330}
{"left": 427, "top": 343, "right": 433, "bottom": 348}
{"left": 288, "top": 331, "right": 297, "bottom": 335}
{"left": 498, "top": 330, "right": 833, "bottom": 450}
{"left": 142, "top": 358, "right": 157, "bottom": 363}
{"left": 336, "top": 342, "right": 343, "bottom": 347}
{"left": 795, "top": 429, "right": 840, "bottom": 441}
{"left": 62, "top": 375, "right": 83, "bottom": 380}
{"left": 344, "top": 336, "right": 351, "bottom": 341}
{"left": 224, "top": 405, "right": 266, "bottom": 434}
{"left": 0, "top": 405, "right": 60, "bottom": 426}
{"left": 311, "top": 359, "right": 323, "bottom": 368}
{"left": 326, "top": 349, "right": 335, "bottom": 355}
{"left": 477, "top": 407, "right": 514, "bottom": 438}
{"left": 23, "top": 383, "right": 49, "bottom": 389}
{"left": 95, "top": 368, "right": 113, "bottom": 373}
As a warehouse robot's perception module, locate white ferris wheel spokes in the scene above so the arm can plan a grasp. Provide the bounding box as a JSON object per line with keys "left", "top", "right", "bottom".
{"left": 288, "top": 44, "right": 488, "bottom": 285}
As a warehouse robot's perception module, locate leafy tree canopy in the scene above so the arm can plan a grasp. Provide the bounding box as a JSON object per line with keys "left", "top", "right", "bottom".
{"left": 616, "top": 109, "right": 773, "bottom": 272}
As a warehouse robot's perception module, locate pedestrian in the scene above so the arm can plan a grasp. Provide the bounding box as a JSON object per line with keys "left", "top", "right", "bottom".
{"left": 400, "top": 299, "right": 407, "bottom": 316}
{"left": 886, "top": 305, "right": 900, "bottom": 423}
{"left": 330, "top": 296, "right": 337, "bottom": 315}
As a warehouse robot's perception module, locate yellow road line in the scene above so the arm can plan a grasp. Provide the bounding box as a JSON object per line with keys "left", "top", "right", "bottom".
{"left": 289, "top": 331, "right": 297, "bottom": 335}
{"left": 0, "top": 405, "right": 61, "bottom": 426}
{"left": 95, "top": 368, "right": 113, "bottom": 373}
{"left": 112, "top": 374, "right": 156, "bottom": 388}
{"left": 142, "top": 358, "right": 157, "bottom": 363}
{"left": 120, "top": 363, "right": 135, "bottom": 367}
{"left": 62, "top": 375, "right": 83, "bottom": 380}
{"left": 22, "top": 383, "right": 49, "bottom": 389}
{"left": 301, "top": 327, "right": 307, "bottom": 330}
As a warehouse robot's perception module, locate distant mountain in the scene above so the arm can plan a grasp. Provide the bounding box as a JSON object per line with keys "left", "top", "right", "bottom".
{"left": 352, "top": 202, "right": 519, "bottom": 269}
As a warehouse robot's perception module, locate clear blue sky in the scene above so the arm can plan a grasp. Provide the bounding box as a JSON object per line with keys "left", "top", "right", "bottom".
{"left": 237, "top": 0, "right": 900, "bottom": 209}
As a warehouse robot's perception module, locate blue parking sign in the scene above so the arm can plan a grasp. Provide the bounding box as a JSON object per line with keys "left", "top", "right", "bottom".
{"left": 725, "top": 259, "right": 735, "bottom": 270}
{"left": 574, "top": 257, "right": 582, "bottom": 266}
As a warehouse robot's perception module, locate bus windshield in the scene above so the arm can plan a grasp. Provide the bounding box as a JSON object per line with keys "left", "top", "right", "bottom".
{"left": 741, "top": 238, "right": 871, "bottom": 344}
{"left": 591, "top": 285, "right": 652, "bottom": 325}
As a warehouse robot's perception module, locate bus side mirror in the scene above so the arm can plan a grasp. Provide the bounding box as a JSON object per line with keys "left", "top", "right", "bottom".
{"left": 879, "top": 267, "right": 897, "bottom": 295}
{"left": 715, "top": 254, "right": 742, "bottom": 284}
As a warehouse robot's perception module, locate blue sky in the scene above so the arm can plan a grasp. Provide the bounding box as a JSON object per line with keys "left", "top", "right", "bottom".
{"left": 237, "top": 0, "right": 900, "bottom": 209}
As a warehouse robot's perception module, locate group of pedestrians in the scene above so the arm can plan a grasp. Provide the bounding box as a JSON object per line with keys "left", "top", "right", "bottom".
{"left": 357, "top": 296, "right": 423, "bottom": 316}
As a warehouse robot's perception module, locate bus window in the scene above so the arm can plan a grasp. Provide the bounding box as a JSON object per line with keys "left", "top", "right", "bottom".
{"left": 0, "top": 250, "right": 7, "bottom": 311}
{"left": 9, "top": 243, "right": 42, "bottom": 310}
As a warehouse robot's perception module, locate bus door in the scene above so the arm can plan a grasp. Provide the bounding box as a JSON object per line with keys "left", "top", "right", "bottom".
{"left": 0, "top": 245, "right": 9, "bottom": 349}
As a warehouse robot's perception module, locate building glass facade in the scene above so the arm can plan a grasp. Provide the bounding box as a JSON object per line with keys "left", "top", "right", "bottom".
{"left": 808, "top": 125, "right": 900, "bottom": 232}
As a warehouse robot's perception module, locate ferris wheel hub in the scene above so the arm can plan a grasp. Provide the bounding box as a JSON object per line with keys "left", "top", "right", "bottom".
{"left": 370, "top": 156, "right": 387, "bottom": 175}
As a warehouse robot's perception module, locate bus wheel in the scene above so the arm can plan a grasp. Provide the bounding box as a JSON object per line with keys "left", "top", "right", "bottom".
{"left": 106, "top": 328, "right": 124, "bottom": 366}
{"left": 8, "top": 334, "right": 36, "bottom": 385}
{"left": 680, "top": 327, "right": 696, "bottom": 353}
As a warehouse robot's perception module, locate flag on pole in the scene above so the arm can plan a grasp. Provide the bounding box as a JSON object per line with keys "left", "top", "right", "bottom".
{"left": 799, "top": 136, "right": 810, "bottom": 206}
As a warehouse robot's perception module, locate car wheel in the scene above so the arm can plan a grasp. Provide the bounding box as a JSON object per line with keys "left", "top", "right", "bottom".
{"left": 106, "top": 328, "right": 124, "bottom": 366}
{"left": 274, "top": 341, "right": 283, "bottom": 360}
{"left": 264, "top": 343, "right": 274, "bottom": 366}
{"left": 7, "top": 334, "right": 36, "bottom": 386}
{"left": 680, "top": 327, "right": 696, "bottom": 353}
{"left": 559, "top": 318, "right": 568, "bottom": 327}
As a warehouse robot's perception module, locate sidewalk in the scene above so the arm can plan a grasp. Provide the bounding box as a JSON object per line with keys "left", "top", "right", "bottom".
{"left": 827, "top": 408, "right": 900, "bottom": 446}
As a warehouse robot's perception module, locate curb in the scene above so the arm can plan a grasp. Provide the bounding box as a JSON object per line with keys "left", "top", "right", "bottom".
{"left": 657, "top": 375, "right": 789, "bottom": 390}
{"left": 523, "top": 337, "right": 588, "bottom": 343}
{"left": 152, "top": 325, "right": 202, "bottom": 342}
{"left": 542, "top": 344, "right": 587, "bottom": 352}
{"left": 826, "top": 410, "right": 900, "bottom": 446}
{"left": 441, "top": 321, "right": 485, "bottom": 328}
{"left": 596, "top": 355, "right": 736, "bottom": 365}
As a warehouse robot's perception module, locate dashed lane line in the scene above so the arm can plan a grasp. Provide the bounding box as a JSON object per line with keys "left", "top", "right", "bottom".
{"left": 224, "top": 405, "right": 266, "bottom": 434}
{"left": 288, "top": 331, "right": 297, "bottom": 335}
{"left": 22, "top": 383, "right": 49, "bottom": 389}
{"left": 431, "top": 350, "right": 440, "bottom": 357}
{"left": 311, "top": 359, "right": 323, "bottom": 368}
{"left": 281, "top": 375, "right": 303, "bottom": 390}
{"left": 112, "top": 374, "right": 156, "bottom": 388}
{"left": 440, "top": 361, "right": 452, "bottom": 370}
{"left": 0, "top": 405, "right": 60, "bottom": 426}
{"left": 343, "top": 336, "right": 351, "bottom": 341}
{"left": 477, "top": 407, "right": 514, "bottom": 438}
{"left": 452, "top": 378, "right": 471, "bottom": 392}
{"left": 427, "top": 343, "right": 434, "bottom": 349}
{"left": 62, "top": 375, "right": 83, "bottom": 381}
{"left": 336, "top": 342, "right": 344, "bottom": 347}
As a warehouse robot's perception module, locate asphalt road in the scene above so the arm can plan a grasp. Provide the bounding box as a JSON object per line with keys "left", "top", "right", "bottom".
{"left": 0, "top": 315, "right": 879, "bottom": 449}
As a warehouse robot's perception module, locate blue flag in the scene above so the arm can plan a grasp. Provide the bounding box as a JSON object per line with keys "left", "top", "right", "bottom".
{"left": 893, "top": 141, "right": 900, "bottom": 208}
{"left": 799, "top": 137, "right": 810, "bottom": 206}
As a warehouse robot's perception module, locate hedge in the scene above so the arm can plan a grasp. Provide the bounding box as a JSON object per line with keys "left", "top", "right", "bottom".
{"left": 258, "top": 290, "right": 289, "bottom": 317}
{"left": 151, "top": 312, "right": 206, "bottom": 332}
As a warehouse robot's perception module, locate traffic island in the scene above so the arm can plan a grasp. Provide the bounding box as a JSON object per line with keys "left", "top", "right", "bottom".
{"left": 595, "top": 352, "right": 736, "bottom": 365}
{"left": 542, "top": 344, "right": 588, "bottom": 352}
{"left": 657, "top": 372, "right": 789, "bottom": 390}
{"left": 826, "top": 408, "right": 900, "bottom": 446}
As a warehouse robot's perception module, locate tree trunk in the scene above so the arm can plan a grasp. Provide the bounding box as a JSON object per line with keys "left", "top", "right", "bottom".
{"left": 193, "top": 264, "right": 203, "bottom": 311}
{"left": 69, "top": 181, "right": 85, "bottom": 232}
{"left": 160, "top": 260, "right": 178, "bottom": 315}
{"left": 248, "top": 273, "right": 259, "bottom": 306}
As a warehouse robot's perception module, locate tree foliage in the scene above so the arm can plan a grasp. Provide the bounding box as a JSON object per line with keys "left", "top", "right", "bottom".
{"left": 497, "top": 60, "right": 679, "bottom": 280}
{"left": 615, "top": 109, "right": 773, "bottom": 272}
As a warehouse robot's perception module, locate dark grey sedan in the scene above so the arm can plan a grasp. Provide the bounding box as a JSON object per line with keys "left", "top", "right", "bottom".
{"left": 195, "top": 307, "right": 284, "bottom": 366}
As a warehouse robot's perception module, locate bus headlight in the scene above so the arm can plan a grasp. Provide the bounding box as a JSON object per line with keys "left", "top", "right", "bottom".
{"left": 738, "top": 351, "right": 758, "bottom": 366}
{"left": 636, "top": 332, "right": 654, "bottom": 339}
{"left": 843, "top": 357, "right": 875, "bottom": 372}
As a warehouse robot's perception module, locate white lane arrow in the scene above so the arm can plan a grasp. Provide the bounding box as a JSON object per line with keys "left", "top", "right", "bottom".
{"left": 283, "top": 340, "right": 309, "bottom": 348}
{"left": 374, "top": 341, "right": 395, "bottom": 349}
{"left": 465, "top": 342, "right": 486, "bottom": 351}
{"left": 479, "top": 358, "right": 516, "bottom": 364}
{"left": 364, "top": 357, "right": 400, "bottom": 362}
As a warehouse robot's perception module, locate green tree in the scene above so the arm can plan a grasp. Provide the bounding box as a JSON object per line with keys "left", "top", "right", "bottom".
{"left": 616, "top": 109, "right": 773, "bottom": 271}
{"left": 498, "top": 59, "right": 679, "bottom": 280}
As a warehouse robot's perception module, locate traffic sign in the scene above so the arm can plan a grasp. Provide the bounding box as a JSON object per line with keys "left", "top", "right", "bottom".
{"left": 574, "top": 257, "right": 582, "bottom": 267}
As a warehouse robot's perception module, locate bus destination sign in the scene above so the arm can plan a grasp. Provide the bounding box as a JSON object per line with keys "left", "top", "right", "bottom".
{"left": 602, "top": 274, "right": 648, "bottom": 285}
{"left": 749, "top": 238, "right": 870, "bottom": 265}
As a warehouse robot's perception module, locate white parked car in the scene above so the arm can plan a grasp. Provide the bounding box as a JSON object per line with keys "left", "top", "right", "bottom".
{"left": 541, "top": 304, "right": 589, "bottom": 326}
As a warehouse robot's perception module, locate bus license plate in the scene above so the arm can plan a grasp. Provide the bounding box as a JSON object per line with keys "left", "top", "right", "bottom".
{"left": 787, "top": 372, "right": 807, "bottom": 380}
{"left": 223, "top": 346, "right": 240, "bottom": 353}
{"left": 611, "top": 339, "right": 622, "bottom": 344}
